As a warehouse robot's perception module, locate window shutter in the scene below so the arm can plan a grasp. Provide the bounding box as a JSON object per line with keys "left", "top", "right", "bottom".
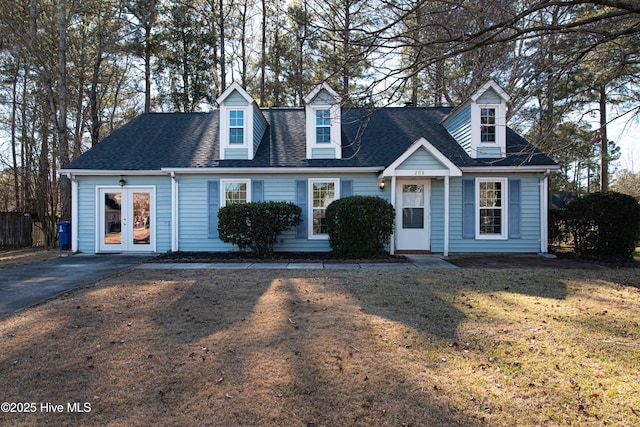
{"left": 462, "top": 179, "right": 475, "bottom": 239}
{"left": 509, "top": 179, "right": 521, "bottom": 239}
{"left": 295, "top": 180, "right": 307, "bottom": 238}
{"left": 208, "top": 181, "right": 220, "bottom": 238}
{"left": 252, "top": 180, "right": 264, "bottom": 202}
{"left": 341, "top": 179, "right": 353, "bottom": 198}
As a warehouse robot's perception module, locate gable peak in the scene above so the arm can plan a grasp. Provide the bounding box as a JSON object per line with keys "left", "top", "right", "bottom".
{"left": 303, "top": 82, "right": 342, "bottom": 105}
{"left": 216, "top": 82, "right": 255, "bottom": 106}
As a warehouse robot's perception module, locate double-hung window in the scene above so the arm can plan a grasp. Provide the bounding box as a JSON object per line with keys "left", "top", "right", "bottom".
{"left": 222, "top": 179, "right": 250, "bottom": 207}
{"left": 476, "top": 178, "right": 507, "bottom": 239}
{"left": 315, "top": 109, "right": 331, "bottom": 144}
{"left": 229, "top": 110, "right": 245, "bottom": 145}
{"left": 480, "top": 108, "right": 496, "bottom": 143}
{"left": 310, "top": 179, "right": 339, "bottom": 238}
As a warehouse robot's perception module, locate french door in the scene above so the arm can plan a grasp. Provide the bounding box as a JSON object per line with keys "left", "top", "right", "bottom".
{"left": 98, "top": 187, "right": 155, "bottom": 252}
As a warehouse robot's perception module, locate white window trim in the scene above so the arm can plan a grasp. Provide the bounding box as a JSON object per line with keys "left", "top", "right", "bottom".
{"left": 305, "top": 104, "right": 342, "bottom": 159}
{"left": 475, "top": 177, "right": 508, "bottom": 240}
{"left": 308, "top": 178, "right": 340, "bottom": 240}
{"left": 228, "top": 110, "right": 246, "bottom": 145}
{"left": 470, "top": 103, "right": 506, "bottom": 158}
{"left": 219, "top": 105, "right": 253, "bottom": 159}
{"left": 221, "top": 179, "right": 251, "bottom": 208}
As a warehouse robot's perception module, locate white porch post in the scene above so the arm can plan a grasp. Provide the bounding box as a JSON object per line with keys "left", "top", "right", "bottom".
{"left": 70, "top": 174, "right": 78, "bottom": 252}
{"left": 540, "top": 174, "right": 549, "bottom": 253}
{"left": 171, "top": 172, "right": 179, "bottom": 252}
{"left": 390, "top": 175, "right": 397, "bottom": 255}
{"left": 444, "top": 175, "right": 450, "bottom": 257}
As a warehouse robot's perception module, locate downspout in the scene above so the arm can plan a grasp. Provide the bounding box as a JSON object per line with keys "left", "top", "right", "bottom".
{"left": 390, "top": 175, "right": 397, "bottom": 255}
{"left": 68, "top": 173, "right": 78, "bottom": 253}
{"left": 444, "top": 176, "right": 450, "bottom": 257}
{"left": 171, "top": 171, "right": 179, "bottom": 252}
{"left": 540, "top": 169, "right": 551, "bottom": 254}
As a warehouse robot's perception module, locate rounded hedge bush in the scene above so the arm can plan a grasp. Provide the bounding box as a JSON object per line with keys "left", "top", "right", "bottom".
{"left": 218, "top": 201, "right": 302, "bottom": 255}
{"left": 565, "top": 191, "right": 640, "bottom": 260}
{"left": 326, "top": 195, "right": 395, "bottom": 258}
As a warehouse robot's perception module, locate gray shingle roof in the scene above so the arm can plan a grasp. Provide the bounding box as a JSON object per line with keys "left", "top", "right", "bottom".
{"left": 63, "top": 107, "right": 556, "bottom": 170}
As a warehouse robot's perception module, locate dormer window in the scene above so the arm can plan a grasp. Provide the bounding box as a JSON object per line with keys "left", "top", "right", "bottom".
{"left": 480, "top": 108, "right": 496, "bottom": 143}
{"left": 441, "top": 80, "right": 510, "bottom": 159}
{"left": 304, "top": 83, "right": 342, "bottom": 159}
{"left": 216, "top": 82, "right": 268, "bottom": 160}
{"left": 315, "top": 109, "right": 331, "bottom": 143}
{"left": 229, "top": 110, "right": 245, "bottom": 145}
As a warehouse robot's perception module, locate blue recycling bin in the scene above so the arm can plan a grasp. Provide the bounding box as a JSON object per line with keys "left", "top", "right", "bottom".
{"left": 57, "top": 221, "right": 71, "bottom": 251}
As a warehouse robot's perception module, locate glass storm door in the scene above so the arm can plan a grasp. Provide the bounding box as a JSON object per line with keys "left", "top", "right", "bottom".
{"left": 99, "top": 187, "right": 154, "bottom": 252}
{"left": 396, "top": 180, "right": 431, "bottom": 251}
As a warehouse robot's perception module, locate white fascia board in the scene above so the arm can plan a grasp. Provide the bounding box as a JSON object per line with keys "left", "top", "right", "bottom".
{"left": 162, "top": 167, "right": 382, "bottom": 175}
{"left": 460, "top": 165, "right": 560, "bottom": 173}
{"left": 60, "top": 169, "right": 168, "bottom": 176}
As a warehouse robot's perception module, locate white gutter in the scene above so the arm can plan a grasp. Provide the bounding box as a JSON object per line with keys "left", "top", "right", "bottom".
{"left": 460, "top": 165, "right": 560, "bottom": 173}
{"left": 162, "top": 167, "right": 383, "bottom": 174}
{"left": 59, "top": 169, "right": 168, "bottom": 176}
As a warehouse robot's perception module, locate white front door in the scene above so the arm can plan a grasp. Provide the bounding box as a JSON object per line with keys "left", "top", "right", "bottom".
{"left": 98, "top": 187, "right": 155, "bottom": 252}
{"left": 396, "top": 180, "right": 431, "bottom": 251}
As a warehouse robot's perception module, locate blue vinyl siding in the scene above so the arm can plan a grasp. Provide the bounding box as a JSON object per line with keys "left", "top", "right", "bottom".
{"left": 476, "top": 146, "right": 502, "bottom": 158}
{"left": 75, "top": 176, "right": 171, "bottom": 254}
{"left": 224, "top": 148, "right": 249, "bottom": 159}
{"left": 253, "top": 107, "right": 267, "bottom": 156}
{"left": 397, "top": 147, "right": 445, "bottom": 170}
{"left": 476, "top": 88, "right": 503, "bottom": 104}
{"left": 447, "top": 174, "right": 542, "bottom": 253}
{"left": 443, "top": 104, "right": 472, "bottom": 155}
{"left": 225, "top": 91, "right": 249, "bottom": 106}
{"left": 178, "top": 173, "right": 384, "bottom": 252}
{"left": 311, "top": 148, "right": 337, "bottom": 159}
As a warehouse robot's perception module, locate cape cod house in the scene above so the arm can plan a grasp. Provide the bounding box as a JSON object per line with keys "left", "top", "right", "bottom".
{"left": 61, "top": 80, "right": 559, "bottom": 255}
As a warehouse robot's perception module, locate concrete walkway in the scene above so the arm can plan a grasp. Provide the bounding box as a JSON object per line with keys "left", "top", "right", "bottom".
{"left": 137, "top": 254, "right": 457, "bottom": 270}
{"left": 0, "top": 254, "right": 149, "bottom": 318}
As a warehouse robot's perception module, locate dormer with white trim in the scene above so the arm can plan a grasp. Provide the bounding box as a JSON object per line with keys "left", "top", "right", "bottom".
{"left": 442, "top": 80, "right": 510, "bottom": 159}
{"left": 304, "top": 83, "right": 342, "bottom": 160}
{"left": 216, "top": 82, "right": 267, "bottom": 160}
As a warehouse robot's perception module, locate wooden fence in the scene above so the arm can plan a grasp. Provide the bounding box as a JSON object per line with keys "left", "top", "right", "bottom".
{"left": 0, "top": 212, "right": 33, "bottom": 248}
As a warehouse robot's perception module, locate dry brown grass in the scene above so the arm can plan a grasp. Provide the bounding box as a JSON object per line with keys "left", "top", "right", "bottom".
{"left": 1, "top": 267, "right": 639, "bottom": 426}
{"left": 0, "top": 247, "right": 59, "bottom": 270}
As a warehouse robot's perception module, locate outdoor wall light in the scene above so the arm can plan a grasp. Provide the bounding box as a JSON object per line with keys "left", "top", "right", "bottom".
{"left": 379, "top": 178, "right": 385, "bottom": 191}
{"left": 119, "top": 177, "right": 126, "bottom": 187}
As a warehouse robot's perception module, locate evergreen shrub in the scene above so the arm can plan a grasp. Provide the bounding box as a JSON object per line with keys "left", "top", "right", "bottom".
{"left": 565, "top": 191, "right": 640, "bottom": 260}
{"left": 326, "top": 195, "right": 395, "bottom": 258}
{"left": 218, "top": 201, "right": 302, "bottom": 255}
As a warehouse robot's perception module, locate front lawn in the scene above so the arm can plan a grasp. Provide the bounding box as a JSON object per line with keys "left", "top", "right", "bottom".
{"left": 1, "top": 267, "right": 639, "bottom": 426}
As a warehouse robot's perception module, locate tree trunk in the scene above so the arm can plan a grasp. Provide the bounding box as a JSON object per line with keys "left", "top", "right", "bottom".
{"left": 219, "top": 0, "right": 226, "bottom": 90}
{"left": 599, "top": 85, "right": 609, "bottom": 191}
{"left": 57, "top": 0, "right": 71, "bottom": 221}
{"left": 11, "top": 60, "right": 21, "bottom": 211}
{"left": 260, "top": 0, "right": 267, "bottom": 106}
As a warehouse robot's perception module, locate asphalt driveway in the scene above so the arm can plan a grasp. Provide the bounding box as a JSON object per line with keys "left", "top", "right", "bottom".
{"left": 0, "top": 254, "right": 150, "bottom": 318}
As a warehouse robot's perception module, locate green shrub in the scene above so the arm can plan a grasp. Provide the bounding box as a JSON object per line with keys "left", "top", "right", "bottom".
{"left": 218, "top": 201, "right": 302, "bottom": 255}
{"left": 326, "top": 195, "right": 395, "bottom": 258}
{"left": 565, "top": 191, "right": 640, "bottom": 260}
